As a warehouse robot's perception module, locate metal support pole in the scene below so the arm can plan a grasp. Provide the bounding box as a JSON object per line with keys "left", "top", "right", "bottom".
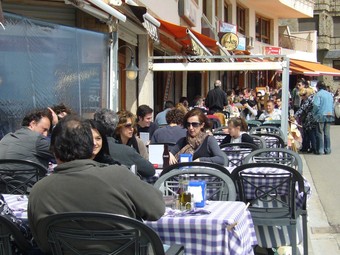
{"left": 281, "top": 56, "right": 290, "bottom": 144}
{"left": 109, "top": 30, "right": 119, "bottom": 111}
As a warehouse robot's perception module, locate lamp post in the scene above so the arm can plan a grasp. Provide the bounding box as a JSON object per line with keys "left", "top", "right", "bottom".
{"left": 118, "top": 45, "right": 139, "bottom": 80}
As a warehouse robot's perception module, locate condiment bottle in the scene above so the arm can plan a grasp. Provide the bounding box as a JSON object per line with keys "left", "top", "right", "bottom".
{"left": 162, "top": 144, "right": 170, "bottom": 169}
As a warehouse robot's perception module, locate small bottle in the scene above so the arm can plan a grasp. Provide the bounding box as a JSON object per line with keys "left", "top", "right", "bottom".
{"left": 174, "top": 194, "right": 180, "bottom": 210}
{"left": 179, "top": 175, "right": 191, "bottom": 210}
{"left": 162, "top": 144, "right": 170, "bottom": 169}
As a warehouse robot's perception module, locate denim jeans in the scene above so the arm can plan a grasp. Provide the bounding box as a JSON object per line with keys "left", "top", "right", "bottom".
{"left": 307, "top": 128, "right": 317, "bottom": 153}
{"left": 315, "top": 122, "right": 331, "bottom": 154}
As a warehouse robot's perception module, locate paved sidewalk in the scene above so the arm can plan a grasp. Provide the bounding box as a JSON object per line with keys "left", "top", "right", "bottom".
{"left": 301, "top": 154, "right": 340, "bottom": 255}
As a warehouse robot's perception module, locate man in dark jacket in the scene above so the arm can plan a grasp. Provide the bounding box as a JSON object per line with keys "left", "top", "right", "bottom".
{"left": 28, "top": 116, "right": 165, "bottom": 253}
{"left": 0, "top": 108, "right": 54, "bottom": 167}
{"left": 205, "top": 80, "right": 228, "bottom": 114}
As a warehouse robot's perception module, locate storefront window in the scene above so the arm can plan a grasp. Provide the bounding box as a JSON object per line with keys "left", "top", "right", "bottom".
{"left": 0, "top": 13, "right": 109, "bottom": 134}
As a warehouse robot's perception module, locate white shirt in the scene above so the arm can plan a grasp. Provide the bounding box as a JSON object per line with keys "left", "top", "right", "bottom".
{"left": 259, "top": 109, "right": 281, "bottom": 121}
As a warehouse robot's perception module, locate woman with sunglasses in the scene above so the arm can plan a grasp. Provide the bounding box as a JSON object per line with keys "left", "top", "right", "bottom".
{"left": 115, "top": 110, "right": 149, "bottom": 160}
{"left": 169, "top": 108, "right": 226, "bottom": 166}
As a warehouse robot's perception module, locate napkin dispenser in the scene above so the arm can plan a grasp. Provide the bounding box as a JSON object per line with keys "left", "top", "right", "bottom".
{"left": 188, "top": 181, "right": 206, "bottom": 208}
{"left": 179, "top": 153, "right": 192, "bottom": 163}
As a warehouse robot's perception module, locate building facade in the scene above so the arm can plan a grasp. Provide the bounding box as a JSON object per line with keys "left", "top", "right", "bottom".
{"left": 0, "top": 0, "right": 317, "bottom": 132}
{"left": 300, "top": 0, "right": 340, "bottom": 88}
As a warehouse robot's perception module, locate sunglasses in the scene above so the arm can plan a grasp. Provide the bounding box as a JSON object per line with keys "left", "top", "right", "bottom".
{"left": 186, "top": 122, "right": 201, "bottom": 128}
{"left": 124, "top": 123, "right": 134, "bottom": 128}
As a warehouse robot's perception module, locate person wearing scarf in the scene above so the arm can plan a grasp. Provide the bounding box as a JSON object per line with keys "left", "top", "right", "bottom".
{"left": 169, "top": 108, "right": 226, "bottom": 166}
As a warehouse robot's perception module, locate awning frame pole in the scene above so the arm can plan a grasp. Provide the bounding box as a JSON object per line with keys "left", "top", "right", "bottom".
{"left": 281, "top": 56, "right": 290, "bottom": 143}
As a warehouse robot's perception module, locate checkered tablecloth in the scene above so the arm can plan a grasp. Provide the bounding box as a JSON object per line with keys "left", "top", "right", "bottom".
{"left": 221, "top": 147, "right": 253, "bottom": 168}
{"left": 3, "top": 194, "right": 28, "bottom": 219}
{"left": 145, "top": 201, "right": 257, "bottom": 255}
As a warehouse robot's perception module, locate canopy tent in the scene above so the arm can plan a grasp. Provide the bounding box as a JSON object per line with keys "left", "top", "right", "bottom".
{"left": 290, "top": 59, "right": 340, "bottom": 76}
{"left": 157, "top": 18, "right": 218, "bottom": 55}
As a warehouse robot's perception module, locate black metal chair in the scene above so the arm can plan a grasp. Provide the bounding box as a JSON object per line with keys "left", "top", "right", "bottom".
{"left": 249, "top": 134, "right": 267, "bottom": 149}
{"left": 243, "top": 148, "right": 303, "bottom": 174}
{"left": 0, "top": 215, "right": 32, "bottom": 255}
{"left": 231, "top": 163, "right": 308, "bottom": 255}
{"left": 41, "top": 212, "right": 184, "bottom": 255}
{"left": 251, "top": 133, "right": 285, "bottom": 148}
{"left": 262, "top": 120, "right": 282, "bottom": 128}
{"left": 212, "top": 126, "right": 228, "bottom": 145}
{"left": 156, "top": 162, "right": 236, "bottom": 201}
{"left": 246, "top": 120, "right": 262, "bottom": 131}
{"left": 219, "top": 142, "right": 259, "bottom": 168}
{"left": 0, "top": 159, "right": 47, "bottom": 194}
{"left": 250, "top": 125, "right": 284, "bottom": 138}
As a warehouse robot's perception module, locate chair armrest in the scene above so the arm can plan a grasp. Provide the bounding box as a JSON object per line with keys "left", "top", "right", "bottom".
{"left": 165, "top": 244, "right": 185, "bottom": 255}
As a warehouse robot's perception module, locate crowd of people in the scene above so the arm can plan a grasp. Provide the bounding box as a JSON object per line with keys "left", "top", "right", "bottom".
{"left": 0, "top": 77, "right": 337, "bottom": 254}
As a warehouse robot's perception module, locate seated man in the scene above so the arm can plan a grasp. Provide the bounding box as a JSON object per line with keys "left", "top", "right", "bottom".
{"left": 258, "top": 100, "right": 281, "bottom": 121}
{"left": 28, "top": 115, "right": 165, "bottom": 254}
{"left": 94, "top": 109, "right": 155, "bottom": 178}
{"left": 136, "top": 104, "right": 159, "bottom": 142}
{"left": 151, "top": 108, "right": 187, "bottom": 150}
{"left": 0, "top": 108, "right": 54, "bottom": 168}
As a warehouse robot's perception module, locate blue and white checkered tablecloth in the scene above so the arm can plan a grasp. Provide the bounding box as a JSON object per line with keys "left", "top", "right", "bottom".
{"left": 3, "top": 194, "right": 28, "bottom": 219}
{"left": 145, "top": 201, "right": 257, "bottom": 255}
{"left": 222, "top": 147, "right": 253, "bottom": 167}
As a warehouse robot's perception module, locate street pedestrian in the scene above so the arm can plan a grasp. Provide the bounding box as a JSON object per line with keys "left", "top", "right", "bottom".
{"left": 312, "top": 81, "right": 334, "bottom": 155}
{"left": 205, "top": 80, "right": 228, "bottom": 114}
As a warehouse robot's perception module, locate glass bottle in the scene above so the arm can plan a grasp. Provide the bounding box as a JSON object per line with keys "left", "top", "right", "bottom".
{"left": 162, "top": 144, "right": 170, "bottom": 169}
{"left": 179, "top": 175, "right": 191, "bottom": 209}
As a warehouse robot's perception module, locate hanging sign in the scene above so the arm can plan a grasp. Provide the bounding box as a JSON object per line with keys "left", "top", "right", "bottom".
{"left": 263, "top": 46, "right": 282, "bottom": 55}
{"left": 221, "top": 32, "right": 239, "bottom": 51}
{"left": 218, "top": 21, "right": 237, "bottom": 33}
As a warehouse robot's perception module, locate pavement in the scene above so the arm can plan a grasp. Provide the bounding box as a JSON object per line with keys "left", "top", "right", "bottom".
{"left": 301, "top": 124, "right": 340, "bottom": 254}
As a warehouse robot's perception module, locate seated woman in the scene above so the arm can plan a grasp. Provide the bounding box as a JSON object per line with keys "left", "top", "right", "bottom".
{"left": 220, "top": 117, "right": 255, "bottom": 145}
{"left": 169, "top": 108, "right": 226, "bottom": 166}
{"left": 225, "top": 96, "right": 240, "bottom": 118}
{"left": 115, "top": 110, "right": 149, "bottom": 160}
{"left": 240, "top": 99, "right": 258, "bottom": 120}
{"left": 86, "top": 119, "right": 119, "bottom": 165}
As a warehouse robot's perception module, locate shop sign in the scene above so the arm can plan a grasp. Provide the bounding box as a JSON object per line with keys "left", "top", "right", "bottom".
{"left": 218, "top": 21, "right": 237, "bottom": 33}
{"left": 236, "top": 37, "right": 246, "bottom": 50}
{"left": 143, "top": 18, "right": 159, "bottom": 44}
{"left": 263, "top": 46, "right": 282, "bottom": 55}
{"left": 221, "top": 32, "right": 239, "bottom": 51}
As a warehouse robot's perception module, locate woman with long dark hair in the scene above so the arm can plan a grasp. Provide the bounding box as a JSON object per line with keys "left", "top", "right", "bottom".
{"left": 169, "top": 108, "right": 226, "bottom": 166}
{"left": 85, "top": 119, "right": 119, "bottom": 165}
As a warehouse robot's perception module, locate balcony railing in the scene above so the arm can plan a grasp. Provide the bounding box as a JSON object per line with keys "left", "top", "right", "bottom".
{"left": 279, "top": 33, "right": 314, "bottom": 53}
